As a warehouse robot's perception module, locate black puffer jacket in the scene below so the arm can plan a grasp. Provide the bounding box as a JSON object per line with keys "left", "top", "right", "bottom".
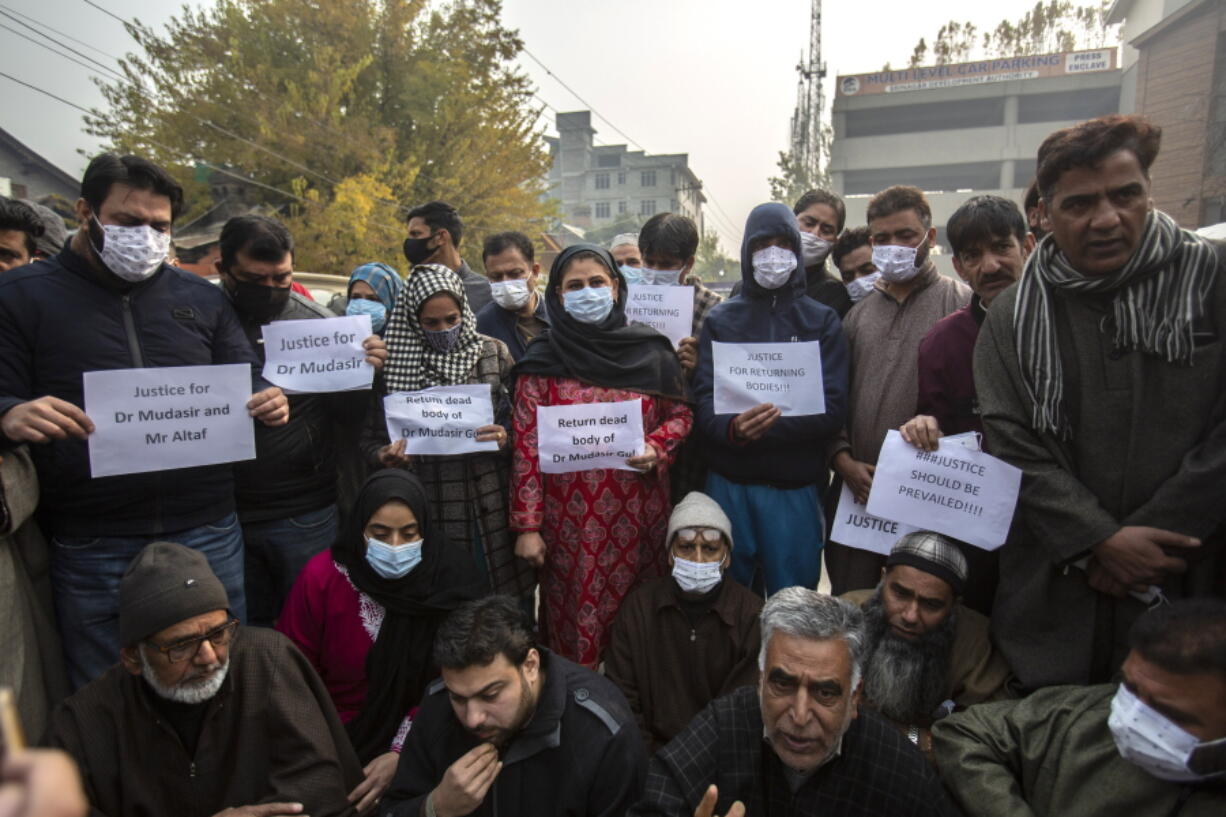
{"left": 0, "top": 247, "right": 261, "bottom": 537}
{"left": 230, "top": 291, "right": 367, "bottom": 523}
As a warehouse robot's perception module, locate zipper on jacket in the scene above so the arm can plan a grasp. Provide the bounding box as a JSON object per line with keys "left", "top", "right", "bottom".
{"left": 690, "top": 628, "right": 697, "bottom": 642}
{"left": 189, "top": 761, "right": 197, "bottom": 779}
{"left": 121, "top": 294, "right": 145, "bottom": 367}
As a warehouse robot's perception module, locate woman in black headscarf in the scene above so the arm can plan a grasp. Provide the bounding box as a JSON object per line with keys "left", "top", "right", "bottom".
{"left": 510, "top": 243, "right": 693, "bottom": 668}
{"left": 277, "top": 469, "right": 486, "bottom": 812}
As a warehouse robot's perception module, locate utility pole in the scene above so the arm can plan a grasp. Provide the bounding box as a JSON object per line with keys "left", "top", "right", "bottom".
{"left": 789, "top": 0, "right": 827, "bottom": 182}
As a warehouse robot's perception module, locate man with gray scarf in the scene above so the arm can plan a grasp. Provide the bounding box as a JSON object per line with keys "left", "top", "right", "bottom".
{"left": 974, "top": 113, "right": 1226, "bottom": 691}
{"left": 842, "top": 532, "right": 1012, "bottom": 760}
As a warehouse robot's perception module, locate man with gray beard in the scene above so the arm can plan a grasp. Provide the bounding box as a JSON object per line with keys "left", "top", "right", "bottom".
{"left": 842, "top": 532, "right": 1013, "bottom": 759}
{"left": 48, "top": 541, "right": 363, "bottom": 817}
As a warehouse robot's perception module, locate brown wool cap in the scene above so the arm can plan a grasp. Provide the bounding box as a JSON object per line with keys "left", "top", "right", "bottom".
{"left": 119, "top": 541, "right": 230, "bottom": 646}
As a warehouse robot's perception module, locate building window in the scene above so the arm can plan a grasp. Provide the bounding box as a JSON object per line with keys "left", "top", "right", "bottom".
{"left": 595, "top": 201, "right": 611, "bottom": 218}
{"left": 670, "top": 170, "right": 676, "bottom": 185}
{"left": 595, "top": 173, "right": 610, "bottom": 190}
{"left": 597, "top": 153, "right": 621, "bottom": 168}
{"left": 618, "top": 201, "right": 627, "bottom": 214}
{"left": 618, "top": 172, "right": 626, "bottom": 185}
{"left": 640, "top": 199, "right": 656, "bottom": 216}
{"left": 671, "top": 199, "right": 678, "bottom": 211}
{"left": 641, "top": 170, "right": 656, "bottom": 188}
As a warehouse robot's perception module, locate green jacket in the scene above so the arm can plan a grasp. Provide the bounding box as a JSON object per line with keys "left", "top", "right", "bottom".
{"left": 932, "top": 683, "right": 1225, "bottom": 817}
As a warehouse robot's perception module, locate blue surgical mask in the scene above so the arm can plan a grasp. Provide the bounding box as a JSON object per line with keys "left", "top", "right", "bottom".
{"left": 364, "top": 537, "right": 423, "bottom": 579}
{"left": 641, "top": 267, "right": 683, "bottom": 286}
{"left": 563, "top": 286, "right": 615, "bottom": 324}
{"left": 619, "top": 265, "right": 645, "bottom": 286}
{"left": 423, "top": 322, "right": 463, "bottom": 353}
{"left": 346, "top": 298, "right": 387, "bottom": 333}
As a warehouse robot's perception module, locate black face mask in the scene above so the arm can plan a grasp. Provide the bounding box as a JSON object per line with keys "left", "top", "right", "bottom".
{"left": 403, "top": 233, "right": 437, "bottom": 266}
{"left": 226, "top": 274, "right": 291, "bottom": 323}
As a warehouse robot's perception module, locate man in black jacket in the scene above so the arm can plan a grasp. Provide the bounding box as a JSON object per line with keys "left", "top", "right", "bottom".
{"left": 383, "top": 595, "right": 647, "bottom": 817}
{"left": 0, "top": 153, "right": 289, "bottom": 689}
{"left": 402, "top": 201, "right": 492, "bottom": 313}
{"left": 216, "top": 215, "right": 386, "bottom": 627}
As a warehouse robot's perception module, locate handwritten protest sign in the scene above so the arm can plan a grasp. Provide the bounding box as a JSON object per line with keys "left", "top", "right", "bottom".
{"left": 262, "top": 315, "right": 373, "bottom": 393}
{"left": 712, "top": 341, "right": 824, "bottom": 416}
{"left": 830, "top": 483, "right": 920, "bottom": 555}
{"left": 84, "top": 363, "right": 255, "bottom": 478}
{"left": 537, "top": 399, "right": 644, "bottom": 474}
{"left": 867, "top": 430, "right": 1021, "bottom": 550}
{"left": 625, "top": 284, "right": 693, "bottom": 346}
{"left": 383, "top": 385, "right": 498, "bottom": 456}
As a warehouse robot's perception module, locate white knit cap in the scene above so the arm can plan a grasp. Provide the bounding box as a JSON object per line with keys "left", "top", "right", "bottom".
{"left": 666, "top": 491, "right": 734, "bottom": 550}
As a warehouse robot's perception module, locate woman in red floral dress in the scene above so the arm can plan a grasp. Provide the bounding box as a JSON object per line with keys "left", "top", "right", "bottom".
{"left": 511, "top": 243, "right": 692, "bottom": 667}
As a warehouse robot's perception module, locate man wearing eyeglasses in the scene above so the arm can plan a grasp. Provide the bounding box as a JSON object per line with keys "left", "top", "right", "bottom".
{"left": 604, "top": 491, "right": 763, "bottom": 752}
{"left": 47, "top": 541, "right": 364, "bottom": 817}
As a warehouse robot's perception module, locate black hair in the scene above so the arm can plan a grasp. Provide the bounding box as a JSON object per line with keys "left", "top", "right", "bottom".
{"left": 1130, "top": 598, "right": 1226, "bottom": 678}
{"left": 831, "top": 226, "right": 871, "bottom": 277}
{"left": 482, "top": 231, "right": 534, "bottom": 264}
{"left": 80, "top": 153, "right": 184, "bottom": 222}
{"left": 1023, "top": 178, "right": 1041, "bottom": 214}
{"left": 1037, "top": 114, "right": 1161, "bottom": 200}
{"left": 946, "top": 195, "right": 1027, "bottom": 257}
{"left": 433, "top": 595, "right": 536, "bottom": 670}
{"left": 793, "top": 189, "right": 847, "bottom": 233}
{"left": 0, "top": 197, "right": 45, "bottom": 256}
{"left": 218, "top": 215, "right": 294, "bottom": 270}
{"left": 866, "top": 185, "right": 932, "bottom": 230}
{"left": 407, "top": 200, "right": 463, "bottom": 248}
{"left": 639, "top": 212, "right": 699, "bottom": 261}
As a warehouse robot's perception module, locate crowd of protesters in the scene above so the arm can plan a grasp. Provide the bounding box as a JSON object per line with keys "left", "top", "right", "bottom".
{"left": 0, "top": 112, "right": 1223, "bottom": 817}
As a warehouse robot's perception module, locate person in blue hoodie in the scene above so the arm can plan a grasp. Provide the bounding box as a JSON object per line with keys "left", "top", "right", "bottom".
{"left": 692, "top": 202, "right": 849, "bottom": 595}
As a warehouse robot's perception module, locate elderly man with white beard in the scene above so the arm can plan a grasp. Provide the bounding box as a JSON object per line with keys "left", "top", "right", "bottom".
{"left": 842, "top": 532, "right": 1013, "bottom": 759}
{"left": 48, "top": 541, "right": 363, "bottom": 817}
{"left": 631, "top": 587, "right": 958, "bottom": 817}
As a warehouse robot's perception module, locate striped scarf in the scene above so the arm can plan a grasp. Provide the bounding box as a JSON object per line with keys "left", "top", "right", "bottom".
{"left": 383, "top": 264, "right": 483, "bottom": 393}
{"left": 1014, "top": 210, "right": 1217, "bottom": 438}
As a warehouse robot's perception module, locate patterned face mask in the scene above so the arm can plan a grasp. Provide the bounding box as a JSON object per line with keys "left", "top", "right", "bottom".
{"left": 91, "top": 215, "right": 170, "bottom": 282}
{"left": 423, "top": 322, "right": 464, "bottom": 353}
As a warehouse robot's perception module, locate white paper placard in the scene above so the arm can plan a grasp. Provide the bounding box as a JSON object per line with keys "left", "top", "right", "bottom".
{"left": 261, "top": 315, "right": 374, "bottom": 393}
{"left": 537, "top": 399, "right": 644, "bottom": 474}
{"left": 625, "top": 284, "right": 693, "bottom": 346}
{"left": 712, "top": 341, "right": 825, "bottom": 416}
{"left": 867, "top": 430, "right": 1021, "bottom": 550}
{"left": 383, "top": 385, "right": 499, "bottom": 456}
{"left": 84, "top": 363, "right": 256, "bottom": 478}
{"left": 830, "top": 483, "right": 920, "bottom": 555}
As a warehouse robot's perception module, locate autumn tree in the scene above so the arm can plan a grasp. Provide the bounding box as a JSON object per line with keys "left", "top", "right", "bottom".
{"left": 86, "top": 0, "right": 555, "bottom": 275}
{"left": 905, "top": 1, "right": 1119, "bottom": 67}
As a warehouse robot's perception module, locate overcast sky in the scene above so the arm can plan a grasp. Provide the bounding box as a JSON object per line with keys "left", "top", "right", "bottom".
{"left": 2, "top": 0, "right": 1068, "bottom": 251}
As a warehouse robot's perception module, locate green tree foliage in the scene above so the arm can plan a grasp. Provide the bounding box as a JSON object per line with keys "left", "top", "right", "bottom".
{"left": 693, "top": 228, "right": 739, "bottom": 282}
{"left": 905, "top": 1, "right": 1119, "bottom": 67}
{"left": 768, "top": 124, "right": 834, "bottom": 206}
{"left": 86, "top": 0, "right": 555, "bottom": 275}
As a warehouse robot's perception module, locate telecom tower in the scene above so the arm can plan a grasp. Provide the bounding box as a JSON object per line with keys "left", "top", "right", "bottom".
{"left": 789, "top": 0, "right": 827, "bottom": 180}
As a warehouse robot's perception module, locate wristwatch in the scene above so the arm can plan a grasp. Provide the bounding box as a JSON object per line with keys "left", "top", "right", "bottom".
{"left": 907, "top": 725, "right": 920, "bottom": 745}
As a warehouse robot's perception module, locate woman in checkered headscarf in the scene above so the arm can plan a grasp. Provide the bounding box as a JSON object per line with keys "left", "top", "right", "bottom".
{"left": 359, "top": 264, "right": 534, "bottom": 600}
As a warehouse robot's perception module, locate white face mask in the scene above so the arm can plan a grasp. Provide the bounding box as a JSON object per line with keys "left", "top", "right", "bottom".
{"left": 640, "top": 267, "right": 684, "bottom": 286}
{"left": 490, "top": 278, "right": 532, "bottom": 311}
{"left": 871, "top": 242, "right": 924, "bottom": 284}
{"left": 364, "top": 537, "right": 424, "bottom": 580}
{"left": 1108, "top": 684, "right": 1226, "bottom": 782}
{"left": 91, "top": 215, "right": 171, "bottom": 282}
{"left": 672, "top": 555, "right": 724, "bottom": 594}
{"left": 800, "top": 232, "right": 833, "bottom": 267}
{"left": 751, "top": 246, "right": 797, "bottom": 290}
{"left": 846, "top": 272, "right": 881, "bottom": 303}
